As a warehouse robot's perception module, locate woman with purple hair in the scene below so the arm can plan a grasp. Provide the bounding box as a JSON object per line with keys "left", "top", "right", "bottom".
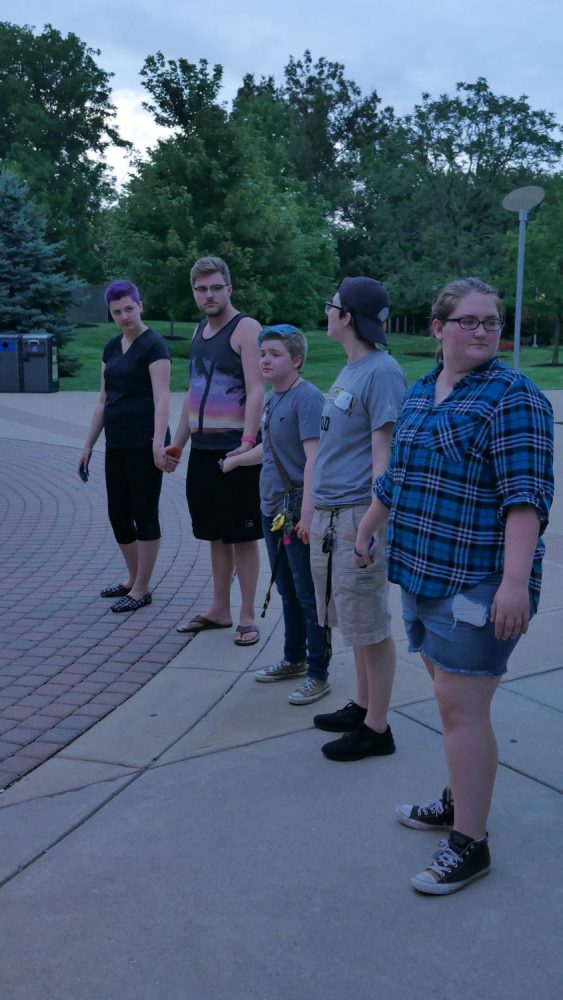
{"left": 78, "top": 280, "right": 171, "bottom": 613}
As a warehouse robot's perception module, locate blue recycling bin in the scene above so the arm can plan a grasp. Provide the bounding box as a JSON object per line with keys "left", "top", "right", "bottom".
{"left": 0, "top": 334, "right": 23, "bottom": 392}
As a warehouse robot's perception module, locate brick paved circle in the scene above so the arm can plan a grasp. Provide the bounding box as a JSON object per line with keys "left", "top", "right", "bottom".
{"left": 0, "top": 438, "right": 211, "bottom": 789}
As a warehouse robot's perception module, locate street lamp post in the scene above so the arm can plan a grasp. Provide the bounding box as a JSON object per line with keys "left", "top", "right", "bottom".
{"left": 502, "top": 185, "right": 545, "bottom": 370}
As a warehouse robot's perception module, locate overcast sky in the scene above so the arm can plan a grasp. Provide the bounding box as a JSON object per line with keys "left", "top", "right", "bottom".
{"left": 4, "top": 0, "right": 562, "bottom": 183}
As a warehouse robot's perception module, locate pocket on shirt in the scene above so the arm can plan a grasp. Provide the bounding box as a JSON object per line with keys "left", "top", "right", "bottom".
{"left": 422, "top": 412, "right": 483, "bottom": 463}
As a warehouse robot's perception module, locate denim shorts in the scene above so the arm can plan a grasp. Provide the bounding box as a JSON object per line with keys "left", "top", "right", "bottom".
{"left": 401, "top": 574, "right": 532, "bottom": 677}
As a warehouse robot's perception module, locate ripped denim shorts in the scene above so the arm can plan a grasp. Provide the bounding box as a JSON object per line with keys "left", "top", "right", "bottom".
{"left": 401, "top": 573, "right": 535, "bottom": 677}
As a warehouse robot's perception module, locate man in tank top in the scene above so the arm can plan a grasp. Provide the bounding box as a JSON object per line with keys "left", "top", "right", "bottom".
{"left": 170, "top": 256, "right": 264, "bottom": 644}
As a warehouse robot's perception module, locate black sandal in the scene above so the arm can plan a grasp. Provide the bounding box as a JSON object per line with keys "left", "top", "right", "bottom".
{"left": 111, "top": 593, "right": 152, "bottom": 613}
{"left": 101, "top": 583, "right": 131, "bottom": 599}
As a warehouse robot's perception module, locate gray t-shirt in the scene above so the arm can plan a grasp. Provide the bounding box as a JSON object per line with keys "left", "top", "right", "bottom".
{"left": 312, "top": 349, "right": 407, "bottom": 507}
{"left": 260, "top": 379, "right": 324, "bottom": 516}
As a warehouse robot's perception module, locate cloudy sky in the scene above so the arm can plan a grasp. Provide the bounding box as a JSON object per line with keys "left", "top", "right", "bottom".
{"left": 4, "top": 0, "right": 562, "bottom": 183}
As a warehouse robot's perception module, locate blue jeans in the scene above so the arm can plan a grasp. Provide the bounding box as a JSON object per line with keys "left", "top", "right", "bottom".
{"left": 262, "top": 514, "right": 330, "bottom": 680}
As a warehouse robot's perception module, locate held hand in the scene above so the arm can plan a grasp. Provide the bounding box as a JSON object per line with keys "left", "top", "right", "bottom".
{"left": 153, "top": 444, "right": 167, "bottom": 471}
{"left": 220, "top": 455, "right": 242, "bottom": 474}
{"left": 490, "top": 579, "right": 530, "bottom": 640}
{"left": 163, "top": 445, "right": 182, "bottom": 473}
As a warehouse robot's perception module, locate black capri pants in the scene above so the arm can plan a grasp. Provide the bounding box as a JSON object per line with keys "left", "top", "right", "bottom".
{"left": 105, "top": 446, "right": 164, "bottom": 544}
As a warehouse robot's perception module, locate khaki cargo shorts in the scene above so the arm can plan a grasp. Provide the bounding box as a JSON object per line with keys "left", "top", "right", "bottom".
{"left": 310, "top": 505, "right": 391, "bottom": 648}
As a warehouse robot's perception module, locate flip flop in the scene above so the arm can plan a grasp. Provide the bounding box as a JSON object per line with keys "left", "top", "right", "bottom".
{"left": 176, "top": 615, "right": 233, "bottom": 634}
{"left": 234, "top": 624, "right": 260, "bottom": 647}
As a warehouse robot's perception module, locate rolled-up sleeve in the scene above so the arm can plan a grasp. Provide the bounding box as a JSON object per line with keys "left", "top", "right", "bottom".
{"left": 374, "top": 467, "right": 393, "bottom": 508}
{"left": 490, "top": 379, "right": 554, "bottom": 533}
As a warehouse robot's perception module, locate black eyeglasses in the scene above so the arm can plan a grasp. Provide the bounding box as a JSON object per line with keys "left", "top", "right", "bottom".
{"left": 324, "top": 302, "right": 342, "bottom": 315}
{"left": 193, "top": 284, "right": 228, "bottom": 294}
{"left": 446, "top": 315, "right": 503, "bottom": 332}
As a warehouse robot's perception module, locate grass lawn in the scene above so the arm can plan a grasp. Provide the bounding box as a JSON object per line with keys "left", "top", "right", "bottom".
{"left": 60, "top": 322, "right": 563, "bottom": 393}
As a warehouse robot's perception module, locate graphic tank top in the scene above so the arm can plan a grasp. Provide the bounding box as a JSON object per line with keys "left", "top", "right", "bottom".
{"left": 188, "top": 313, "right": 247, "bottom": 450}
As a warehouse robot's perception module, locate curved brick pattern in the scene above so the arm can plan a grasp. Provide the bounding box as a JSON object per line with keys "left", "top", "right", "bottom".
{"left": 0, "top": 438, "right": 211, "bottom": 789}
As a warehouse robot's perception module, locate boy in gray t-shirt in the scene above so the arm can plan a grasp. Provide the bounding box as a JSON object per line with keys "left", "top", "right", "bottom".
{"left": 222, "top": 325, "right": 331, "bottom": 706}
{"left": 310, "top": 277, "right": 407, "bottom": 761}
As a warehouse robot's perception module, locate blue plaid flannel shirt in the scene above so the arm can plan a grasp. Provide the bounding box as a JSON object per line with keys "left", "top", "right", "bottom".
{"left": 375, "top": 358, "right": 554, "bottom": 602}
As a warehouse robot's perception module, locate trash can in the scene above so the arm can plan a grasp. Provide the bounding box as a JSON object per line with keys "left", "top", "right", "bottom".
{"left": 22, "top": 333, "right": 59, "bottom": 392}
{"left": 0, "top": 334, "right": 23, "bottom": 392}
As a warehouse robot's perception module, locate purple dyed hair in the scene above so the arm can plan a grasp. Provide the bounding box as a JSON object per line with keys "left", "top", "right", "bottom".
{"left": 104, "top": 279, "right": 141, "bottom": 307}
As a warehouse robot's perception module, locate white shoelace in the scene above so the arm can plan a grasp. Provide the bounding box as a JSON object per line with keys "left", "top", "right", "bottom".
{"left": 296, "top": 677, "right": 319, "bottom": 693}
{"left": 427, "top": 839, "right": 461, "bottom": 876}
{"left": 418, "top": 798, "right": 447, "bottom": 818}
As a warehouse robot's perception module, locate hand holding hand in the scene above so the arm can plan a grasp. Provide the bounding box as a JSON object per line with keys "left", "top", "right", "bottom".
{"left": 163, "top": 445, "right": 182, "bottom": 473}
{"left": 220, "top": 455, "right": 239, "bottom": 474}
{"left": 153, "top": 443, "right": 167, "bottom": 471}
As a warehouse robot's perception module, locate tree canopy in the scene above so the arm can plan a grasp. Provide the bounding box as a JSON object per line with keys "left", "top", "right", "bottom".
{"left": 2, "top": 20, "right": 562, "bottom": 342}
{"left": 0, "top": 21, "right": 127, "bottom": 280}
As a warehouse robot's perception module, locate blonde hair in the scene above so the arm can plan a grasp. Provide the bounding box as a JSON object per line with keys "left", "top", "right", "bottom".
{"left": 190, "top": 256, "right": 231, "bottom": 287}
{"left": 431, "top": 277, "right": 504, "bottom": 362}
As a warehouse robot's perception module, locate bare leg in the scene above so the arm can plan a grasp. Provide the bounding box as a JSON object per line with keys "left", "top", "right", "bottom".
{"left": 434, "top": 666, "right": 500, "bottom": 840}
{"left": 233, "top": 540, "right": 259, "bottom": 638}
{"left": 354, "top": 648, "right": 369, "bottom": 710}
{"left": 420, "top": 652, "right": 435, "bottom": 681}
{"left": 207, "top": 541, "right": 235, "bottom": 621}
{"left": 361, "top": 636, "right": 396, "bottom": 732}
{"left": 129, "top": 539, "right": 160, "bottom": 600}
{"left": 118, "top": 541, "right": 138, "bottom": 589}
{"left": 176, "top": 540, "right": 235, "bottom": 630}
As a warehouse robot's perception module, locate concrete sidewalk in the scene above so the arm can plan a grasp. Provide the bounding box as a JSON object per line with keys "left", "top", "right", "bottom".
{"left": 0, "top": 390, "right": 562, "bottom": 1000}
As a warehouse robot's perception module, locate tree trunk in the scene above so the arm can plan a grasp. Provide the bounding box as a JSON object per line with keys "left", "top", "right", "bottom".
{"left": 168, "top": 311, "right": 175, "bottom": 338}
{"left": 551, "top": 314, "right": 560, "bottom": 366}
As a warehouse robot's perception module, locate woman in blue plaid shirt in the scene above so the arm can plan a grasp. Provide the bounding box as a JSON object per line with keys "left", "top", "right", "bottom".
{"left": 354, "top": 277, "right": 554, "bottom": 895}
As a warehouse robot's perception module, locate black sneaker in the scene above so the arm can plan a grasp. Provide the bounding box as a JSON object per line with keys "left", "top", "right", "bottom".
{"left": 321, "top": 723, "right": 395, "bottom": 761}
{"left": 313, "top": 700, "right": 367, "bottom": 732}
{"left": 396, "top": 787, "right": 454, "bottom": 830}
{"left": 411, "top": 830, "right": 491, "bottom": 895}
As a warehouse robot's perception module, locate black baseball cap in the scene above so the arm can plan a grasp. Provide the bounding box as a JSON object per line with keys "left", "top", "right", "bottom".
{"left": 338, "top": 276, "right": 390, "bottom": 345}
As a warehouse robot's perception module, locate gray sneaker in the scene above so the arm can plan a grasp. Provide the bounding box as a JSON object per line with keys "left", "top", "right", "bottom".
{"left": 288, "top": 676, "right": 331, "bottom": 705}
{"left": 255, "top": 659, "right": 307, "bottom": 683}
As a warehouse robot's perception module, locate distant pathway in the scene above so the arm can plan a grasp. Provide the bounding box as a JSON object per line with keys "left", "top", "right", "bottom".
{"left": 0, "top": 439, "right": 209, "bottom": 789}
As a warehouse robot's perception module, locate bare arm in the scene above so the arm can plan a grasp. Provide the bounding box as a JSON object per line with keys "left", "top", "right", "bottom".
{"left": 354, "top": 423, "right": 394, "bottom": 564}
{"left": 168, "top": 324, "right": 198, "bottom": 466}
{"left": 296, "top": 437, "right": 319, "bottom": 544}
{"left": 490, "top": 505, "right": 541, "bottom": 640}
{"left": 222, "top": 442, "right": 263, "bottom": 473}
{"left": 227, "top": 317, "right": 264, "bottom": 457}
{"left": 149, "top": 358, "right": 171, "bottom": 470}
{"left": 78, "top": 363, "right": 106, "bottom": 477}
{"left": 171, "top": 392, "right": 192, "bottom": 454}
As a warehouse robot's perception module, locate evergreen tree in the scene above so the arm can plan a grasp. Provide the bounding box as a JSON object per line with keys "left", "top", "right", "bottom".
{"left": 0, "top": 21, "right": 128, "bottom": 280}
{"left": 0, "top": 168, "right": 83, "bottom": 374}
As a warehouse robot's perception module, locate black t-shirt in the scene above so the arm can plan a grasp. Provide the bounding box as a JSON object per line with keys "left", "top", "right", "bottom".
{"left": 102, "top": 327, "right": 171, "bottom": 448}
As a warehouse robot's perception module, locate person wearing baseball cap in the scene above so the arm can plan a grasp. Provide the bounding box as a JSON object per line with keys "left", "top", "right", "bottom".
{"left": 336, "top": 276, "right": 391, "bottom": 345}
{"left": 308, "top": 276, "right": 407, "bottom": 761}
